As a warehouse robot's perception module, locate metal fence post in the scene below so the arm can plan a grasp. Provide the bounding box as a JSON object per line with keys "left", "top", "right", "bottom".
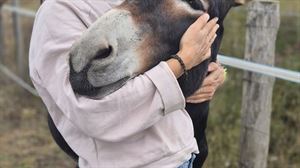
{"left": 239, "top": 1, "right": 280, "bottom": 168}
{"left": 12, "top": 0, "right": 25, "bottom": 78}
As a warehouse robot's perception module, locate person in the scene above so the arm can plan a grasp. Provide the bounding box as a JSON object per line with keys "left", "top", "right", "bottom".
{"left": 29, "top": 0, "right": 225, "bottom": 167}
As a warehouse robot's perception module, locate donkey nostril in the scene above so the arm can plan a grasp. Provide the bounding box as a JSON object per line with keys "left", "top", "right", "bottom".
{"left": 94, "top": 45, "right": 113, "bottom": 60}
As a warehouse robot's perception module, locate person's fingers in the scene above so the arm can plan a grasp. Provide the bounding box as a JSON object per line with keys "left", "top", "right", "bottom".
{"left": 186, "top": 92, "right": 214, "bottom": 103}
{"left": 187, "top": 85, "right": 215, "bottom": 99}
{"left": 193, "top": 13, "right": 210, "bottom": 30}
{"left": 202, "top": 75, "right": 215, "bottom": 86}
{"left": 214, "top": 65, "right": 225, "bottom": 81}
{"left": 206, "top": 68, "right": 222, "bottom": 83}
{"left": 186, "top": 98, "right": 208, "bottom": 104}
{"left": 186, "top": 98, "right": 210, "bottom": 104}
{"left": 188, "top": 96, "right": 213, "bottom": 102}
{"left": 202, "top": 65, "right": 223, "bottom": 86}
{"left": 208, "top": 62, "right": 219, "bottom": 72}
{"left": 194, "top": 85, "right": 215, "bottom": 95}
{"left": 202, "top": 47, "right": 212, "bottom": 61}
{"left": 209, "top": 34, "right": 217, "bottom": 45}
{"left": 217, "top": 67, "right": 226, "bottom": 85}
{"left": 202, "top": 17, "right": 219, "bottom": 34}
{"left": 201, "top": 86, "right": 216, "bottom": 94}
{"left": 207, "top": 25, "right": 219, "bottom": 43}
{"left": 214, "top": 68, "right": 223, "bottom": 81}
{"left": 212, "top": 65, "right": 224, "bottom": 78}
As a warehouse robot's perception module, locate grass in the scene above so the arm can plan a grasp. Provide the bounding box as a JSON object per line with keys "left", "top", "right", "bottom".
{"left": 0, "top": 74, "right": 76, "bottom": 167}
{"left": 0, "top": 0, "right": 299, "bottom": 168}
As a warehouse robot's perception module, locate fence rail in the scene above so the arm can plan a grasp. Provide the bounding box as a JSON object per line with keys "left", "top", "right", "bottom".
{"left": 218, "top": 55, "right": 300, "bottom": 83}
{"left": 0, "top": 4, "right": 299, "bottom": 97}
{"left": 2, "top": 5, "right": 35, "bottom": 17}
{"left": 0, "top": 64, "right": 38, "bottom": 96}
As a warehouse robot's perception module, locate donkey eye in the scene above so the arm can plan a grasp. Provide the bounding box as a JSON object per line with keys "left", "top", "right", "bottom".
{"left": 183, "top": 0, "right": 204, "bottom": 10}
{"left": 183, "top": 0, "right": 195, "bottom": 4}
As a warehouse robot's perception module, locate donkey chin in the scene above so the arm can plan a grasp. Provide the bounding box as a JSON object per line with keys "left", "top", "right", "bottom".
{"left": 69, "top": 0, "right": 245, "bottom": 99}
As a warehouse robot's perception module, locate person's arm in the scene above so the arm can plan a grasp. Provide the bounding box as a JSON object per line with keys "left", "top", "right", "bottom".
{"left": 30, "top": 0, "right": 186, "bottom": 142}
{"left": 29, "top": 1, "right": 217, "bottom": 142}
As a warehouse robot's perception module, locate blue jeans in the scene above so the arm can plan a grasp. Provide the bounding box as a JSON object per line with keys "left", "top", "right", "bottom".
{"left": 177, "top": 154, "right": 196, "bottom": 168}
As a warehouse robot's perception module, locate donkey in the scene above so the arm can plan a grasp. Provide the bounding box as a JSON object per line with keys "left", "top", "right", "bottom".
{"left": 64, "top": 0, "right": 244, "bottom": 167}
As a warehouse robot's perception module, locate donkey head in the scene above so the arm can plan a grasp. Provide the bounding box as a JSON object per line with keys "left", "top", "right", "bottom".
{"left": 69, "top": 0, "right": 244, "bottom": 98}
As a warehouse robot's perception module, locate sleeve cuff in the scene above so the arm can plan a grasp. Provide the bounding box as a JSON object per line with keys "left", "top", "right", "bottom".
{"left": 145, "top": 61, "right": 186, "bottom": 115}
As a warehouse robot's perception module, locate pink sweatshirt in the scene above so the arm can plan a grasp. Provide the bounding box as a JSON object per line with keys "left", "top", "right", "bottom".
{"left": 29, "top": 0, "right": 198, "bottom": 167}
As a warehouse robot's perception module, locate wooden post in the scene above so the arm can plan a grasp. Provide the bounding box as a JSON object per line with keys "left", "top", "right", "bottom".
{"left": 12, "top": 0, "right": 25, "bottom": 78}
{"left": 239, "top": 1, "right": 280, "bottom": 168}
{"left": 0, "top": 1, "right": 5, "bottom": 63}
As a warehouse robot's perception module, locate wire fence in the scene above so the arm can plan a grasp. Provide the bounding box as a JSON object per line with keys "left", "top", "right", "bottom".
{"left": 0, "top": 4, "right": 299, "bottom": 97}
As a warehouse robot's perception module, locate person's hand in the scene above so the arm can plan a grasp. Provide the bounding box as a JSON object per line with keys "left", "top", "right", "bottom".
{"left": 186, "top": 62, "right": 225, "bottom": 103}
{"left": 177, "top": 13, "right": 219, "bottom": 70}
